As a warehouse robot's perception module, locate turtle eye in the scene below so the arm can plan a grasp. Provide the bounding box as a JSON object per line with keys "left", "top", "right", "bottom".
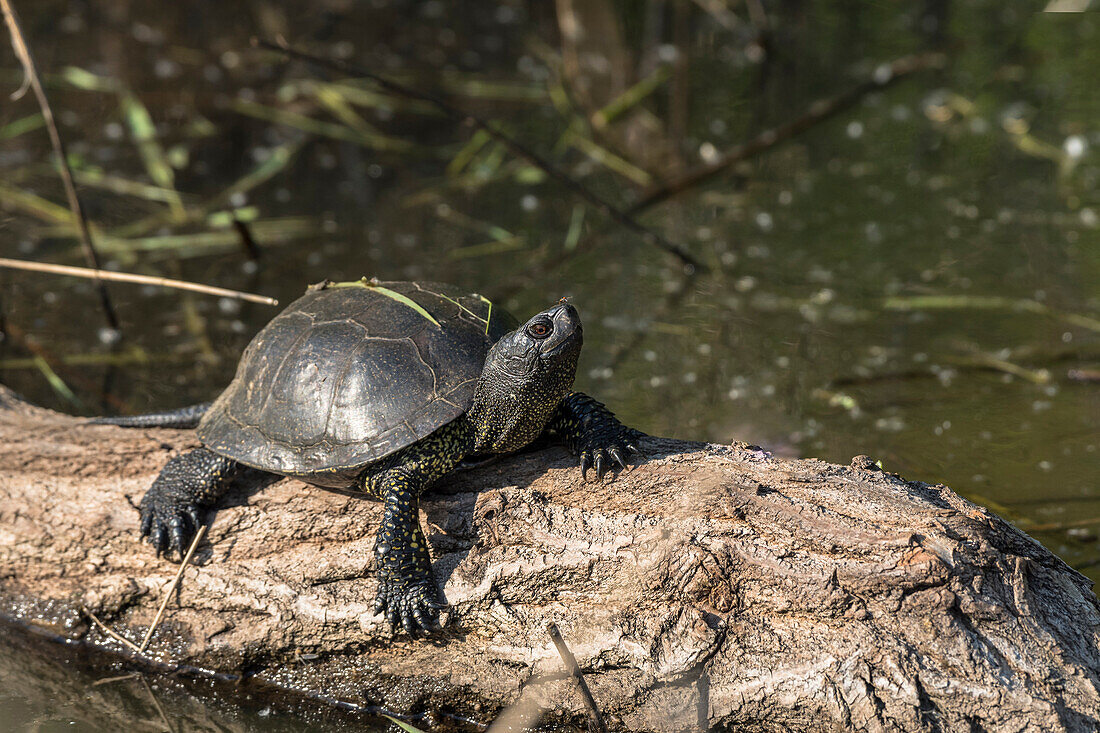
{"left": 527, "top": 321, "right": 552, "bottom": 339}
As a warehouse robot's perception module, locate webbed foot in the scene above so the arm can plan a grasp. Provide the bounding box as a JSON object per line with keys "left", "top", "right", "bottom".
{"left": 373, "top": 576, "right": 445, "bottom": 634}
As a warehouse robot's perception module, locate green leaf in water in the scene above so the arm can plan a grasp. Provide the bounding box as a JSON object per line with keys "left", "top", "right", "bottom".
{"left": 381, "top": 714, "right": 427, "bottom": 733}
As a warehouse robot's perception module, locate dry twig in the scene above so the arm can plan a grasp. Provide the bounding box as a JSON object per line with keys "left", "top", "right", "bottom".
{"left": 139, "top": 524, "right": 208, "bottom": 653}
{"left": 0, "top": 0, "right": 120, "bottom": 329}
{"left": 0, "top": 257, "right": 278, "bottom": 306}
{"left": 548, "top": 622, "right": 608, "bottom": 733}
{"left": 81, "top": 605, "right": 143, "bottom": 653}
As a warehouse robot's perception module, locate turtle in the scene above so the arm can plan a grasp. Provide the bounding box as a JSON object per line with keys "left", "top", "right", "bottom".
{"left": 96, "top": 279, "right": 642, "bottom": 633}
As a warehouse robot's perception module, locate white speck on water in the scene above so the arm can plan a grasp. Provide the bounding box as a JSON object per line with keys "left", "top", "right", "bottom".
{"left": 846, "top": 121, "right": 864, "bottom": 139}
{"left": 649, "top": 375, "right": 667, "bottom": 387}
{"left": 104, "top": 122, "right": 124, "bottom": 140}
{"left": 873, "top": 64, "right": 893, "bottom": 84}
{"left": 368, "top": 164, "right": 384, "bottom": 179}
{"left": 1038, "top": 460, "right": 1053, "bottom": 472}
{"left": 1080, "top": 208, "right": 1098, "bottom": 227}
{"left": 890, "top": 104, "right": 911, "bottom": 121}
{"left": 1032, "top": 400, "right": 1052, "bottom": 412}
{"left": 734, "top": 276, "right": 756, "bottom": 292}
{"left": 657, "top": 44, "right": 680, "bottom": 63}
{"left": 683, "top": 372, "right": 697, "bottom": 384}
{"left": 875, "top": 416, "right": 905, "bottom": 432}
{"left": 218, "top": 298, "right": 240, "bottom": 315}
{"left": 865, "top": 222, "right": 882, "bottom": 243}
{"left": 644, "top": 350, "right": 657, "bottom": 362}
{"left": 778, "top": 190, "right": 793, "bottom": 206}
{"left": 229, "top": 192, "right": 247, "bottom": 208}
{"left": 755, "top": 212, "right": 774, "bottom": 232}
{"left": 709, "top": 119, "right": 727, "bottom": 135}
{"left": 699, "top": 142, "right": 720, "bottom": 164}
{"left": 97, "top": 327, "right": 121, "bottom": 346}
{"left": 697, "top": 343, "right": 711, "bottom": 356}
{"left": 521, "top": 194, "right": 539, "bottom": 212}
{"left": 1064, "top": 135, "right": 1087, "bottom": 159}
{"left": 155, "top": 59, "right": 180, "bottom": 79}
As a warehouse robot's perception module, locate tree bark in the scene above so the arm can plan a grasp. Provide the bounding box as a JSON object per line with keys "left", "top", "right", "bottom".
{"left": 1, "top": 385, "right": 1098, "bottom": 732}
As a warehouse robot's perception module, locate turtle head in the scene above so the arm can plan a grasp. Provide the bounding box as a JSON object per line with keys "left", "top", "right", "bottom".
{"left": 468, "top": 302, "right": 582, "bottom": 453}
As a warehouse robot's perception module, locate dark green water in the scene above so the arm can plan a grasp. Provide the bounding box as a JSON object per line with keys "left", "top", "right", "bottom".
{"left": 1, "top": 1, "right": 1097, "bottom": 729}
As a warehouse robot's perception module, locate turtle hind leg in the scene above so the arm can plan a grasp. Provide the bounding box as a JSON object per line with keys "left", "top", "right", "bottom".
{"left": 140, "top": 447, "right": 245, "bottom": 557}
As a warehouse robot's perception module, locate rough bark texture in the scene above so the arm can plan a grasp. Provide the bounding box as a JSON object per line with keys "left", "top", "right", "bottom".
{"left": 1, "top": 385, "right": 1098, "bottom": 732}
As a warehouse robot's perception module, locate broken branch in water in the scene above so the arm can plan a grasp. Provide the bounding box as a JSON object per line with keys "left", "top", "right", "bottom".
{"left": 629, "top": 52, "right": 947, "bottom": 214}
{"left": 0, "top": 0, "right": 120, "bottom": 330}
{"left": 0, "top": 257, "right": 278, "bottom": 306}
{"left": 253, "top": 36, "right": 706, "bottom": 274}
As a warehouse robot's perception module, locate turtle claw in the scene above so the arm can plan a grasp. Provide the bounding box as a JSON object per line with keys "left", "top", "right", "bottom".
{"left": 574, "top": 430, "right": 644, "bottom": 482}
{"left": 609, "top": 447, "right": 628, "bottom": 470}
{"left": 594, "top": 452, "right": 608, "bottom": 479}
{"left": 579, "top": 452, "right": 593, "bottom": 481}
{"left": 373, "top": 580, "right": 444, "bottom": 635}
{"left": 138, "top": 487, "right": 204, "bottom": 561}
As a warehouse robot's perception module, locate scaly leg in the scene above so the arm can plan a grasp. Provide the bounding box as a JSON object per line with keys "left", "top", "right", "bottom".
{"left": 544, "top": 391, "right": 644, "bottom": 479}
{"left": 358, "top": 419, "right": 475, "bottom": 633}
{"left": 139, "top": 447, "right": 247, "bottom": 557}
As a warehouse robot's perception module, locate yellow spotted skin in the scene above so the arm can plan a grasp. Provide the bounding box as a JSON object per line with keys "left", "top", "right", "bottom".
{"left": 134, "top": 300, "right": 644, "bottom": 635}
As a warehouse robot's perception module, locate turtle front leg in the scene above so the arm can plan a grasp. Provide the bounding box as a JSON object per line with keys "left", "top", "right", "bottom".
{"left": 139, "top": 447, "right": 242, "bottom": 558}
{"left": 545, "top": 391, "right": 645, "bottom": 480}
{"left": 358, "top": 420, "right": 474, "bottom": 634}
{"left": 368, "top": 468, "right": 443, "bottom": 633}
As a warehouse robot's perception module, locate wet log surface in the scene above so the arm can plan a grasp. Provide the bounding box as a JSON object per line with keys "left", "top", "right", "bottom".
{"left": 1, "top": 385, "right": 1099, "bottom": 732}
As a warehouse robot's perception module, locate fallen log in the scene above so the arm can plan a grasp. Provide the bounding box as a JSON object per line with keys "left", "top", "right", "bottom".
{"left": 1, "top": 385, "right": 1098, "bottom": 732}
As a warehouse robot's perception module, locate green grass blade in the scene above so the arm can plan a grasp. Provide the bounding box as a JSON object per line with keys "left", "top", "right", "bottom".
{"left": 119, "top": 91, "right": 186, "bottom": 219}
{"left": 327, "top": 280, "right": 441, "bottom": 327}
{"left": 0, "top": 112, "right": 44, "bottom": 140}
{"left": 32, "top": 356, "right": 83, "bottom": 409}
{"left": 381, "top": 715, "right": 427, "bottom": 733}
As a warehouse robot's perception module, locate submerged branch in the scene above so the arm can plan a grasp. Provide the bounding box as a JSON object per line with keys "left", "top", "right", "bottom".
{"left": 629, "top": 52, "right": 947, "bottom": 214}
{"left": 254, "top": 36, "right": 706, "bottom": 273}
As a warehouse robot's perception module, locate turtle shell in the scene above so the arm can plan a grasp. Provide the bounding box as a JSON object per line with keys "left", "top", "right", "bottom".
{"left": 196, "top": 280, "right": 518, "bottom": 486}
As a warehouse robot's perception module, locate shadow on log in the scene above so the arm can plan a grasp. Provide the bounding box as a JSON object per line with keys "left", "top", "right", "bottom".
{"left": 1, "top": 385, "right": 1098, "bottom": 731}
